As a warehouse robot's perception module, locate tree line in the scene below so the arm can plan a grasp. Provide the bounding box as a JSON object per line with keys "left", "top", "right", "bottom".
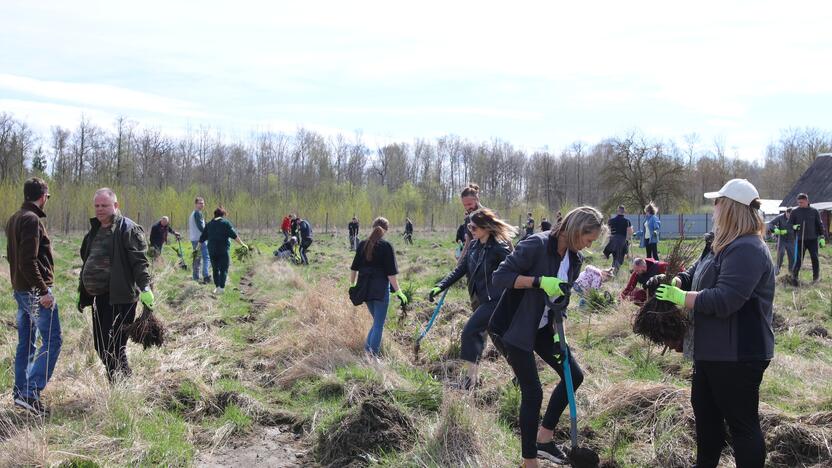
{"left": 0, "top": 112, "right": 829, "bottom": 232}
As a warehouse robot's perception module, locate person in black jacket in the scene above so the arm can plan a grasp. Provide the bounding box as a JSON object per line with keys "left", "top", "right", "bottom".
{"left": 348, "top": 217, "right": 360, "bottom": 251}
{"left": 489, "top": 206, "right": 607, "bottom": 467}
{"left": 403, "top": 217, "right": 414, "bottom": 244}
{"left": 349, "top": 217, "right": 408, "bottom": 357}
{"left": 767, "top": 208, "right": 794, "bottom": 276}
{"left": 790, "top": 193, "right": 827, "bottom": 284}
{"left": 655, "top": 179, "right": 774, "bottom": 468}
{"left": 429, "top": 208, "right": 517, "bottom": 389}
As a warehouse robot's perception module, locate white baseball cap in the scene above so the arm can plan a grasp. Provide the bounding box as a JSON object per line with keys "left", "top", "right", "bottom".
{"left": 704, "top": 179, "right": 759, "bottom": 206}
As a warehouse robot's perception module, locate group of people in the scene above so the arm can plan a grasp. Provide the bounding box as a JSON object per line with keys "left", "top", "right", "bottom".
{"left": 5, "top": 181, "right": 250, "bottom": 416}
{"left": 768, "top": 193, "right": 827, "bottom": 285}
{"left": 278, "top": 213, "right": 313, "bottom": 265}
{"left": 348, "top": 179, "right": 781, "bottom": 467}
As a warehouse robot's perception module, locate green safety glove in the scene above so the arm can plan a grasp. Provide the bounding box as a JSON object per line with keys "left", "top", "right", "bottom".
{"left": 140, "top": 290, "right": 155, "bottom": 309}
{"left": 820, "top": 238, "right": 826, "bottom": 248}
{"left": 539, "top": 276, "right": 566, "bottom": 298}
{"left": 428, "top": 286, "right": 442, "bottom": 302}
{"left": 393, "top": 289, "right": 408, "bottom": 305}
{"left": 793, "top": 224, "right": 801, "bottom": 231}
{"left": 656, "top": 284, "right": 686, "bottom": 307}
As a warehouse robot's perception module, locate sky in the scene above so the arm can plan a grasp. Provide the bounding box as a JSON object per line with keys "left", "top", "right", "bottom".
{"left": 2, "top": 0, "right": 832, "bottom": 161}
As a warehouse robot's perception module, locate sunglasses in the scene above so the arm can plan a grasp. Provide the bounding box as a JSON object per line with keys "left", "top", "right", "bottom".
{"left": 467, "top": 223, "right": 479, "bottom": 232}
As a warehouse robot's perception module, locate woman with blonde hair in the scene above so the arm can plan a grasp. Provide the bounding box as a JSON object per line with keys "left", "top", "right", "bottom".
{"left": 656, "top": 179, "right": 774, "bottom": 467}
{"left": 489, "top": 206, "right": 608, "bottom": 467}
{"left": 429, "top": 208, "right": 517, "bottom": 389}
{"left": 349, "top": 217, "right": 407, "bottom": 356}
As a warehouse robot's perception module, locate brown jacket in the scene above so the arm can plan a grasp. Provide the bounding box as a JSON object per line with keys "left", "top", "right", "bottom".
{"left": 5, "top": 202, "right": 54, "bottom": 294}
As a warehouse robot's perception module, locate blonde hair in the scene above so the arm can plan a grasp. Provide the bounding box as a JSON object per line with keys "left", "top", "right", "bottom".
{"left": 712, "top": 197, "right": 764, "bottom": 253}
{"left": 553, "top": 206, "right": 608, "bottom": 251}
{"left": 469, "top": 208, "right": 518, "bottom": 247}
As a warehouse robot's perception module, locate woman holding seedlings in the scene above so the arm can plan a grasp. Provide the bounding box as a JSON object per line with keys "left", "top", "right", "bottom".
{"left": 429, "top": 208, "right": 517, "bottom": 389}
{"left": 654, "top": 179, "right": 774, "bottom": 468}
{"left": 349, "top": 217, "right": 407, "bottom": 357}
{"left": 199, "top": 206, "right": 248, "bottom": 295}
{"left": 489, "top": 207, "right": 607, "bottom": 467}
{"left": 640, "top": 202, "right": 661, "bottom": 260}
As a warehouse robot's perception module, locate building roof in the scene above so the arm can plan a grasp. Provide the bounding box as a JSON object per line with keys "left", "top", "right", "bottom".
{"left": 759, "top": 199, "right": 784, "bottom": 215}
{"left": 780, "top": 154, "right": 832, "bottom": 207}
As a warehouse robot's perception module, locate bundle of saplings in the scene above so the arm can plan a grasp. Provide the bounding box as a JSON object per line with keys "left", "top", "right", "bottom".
{"left": 632, "top": 236, "right": 701, "bottom": 347}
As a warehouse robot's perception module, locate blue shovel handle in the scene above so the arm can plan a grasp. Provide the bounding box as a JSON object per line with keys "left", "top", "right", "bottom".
{"left": 545, "top": 290, "right": 579, "bottom": 451}
{"left": 417, "top": 289, "right": 448, "bottom": 342}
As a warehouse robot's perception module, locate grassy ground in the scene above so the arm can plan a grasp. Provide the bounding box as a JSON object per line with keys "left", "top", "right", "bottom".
{"left": 0, "top": 230, "right": 830, "bottom": 467}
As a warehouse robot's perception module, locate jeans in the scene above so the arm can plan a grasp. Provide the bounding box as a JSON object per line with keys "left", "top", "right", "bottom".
{"left": 692, "top": 360, "right": 769, "bottom": 468}
{"left": 191, "top": 241, "right": 211, "bottom": 280}
{"left": 792, "top": 238, "right": 820, "bottom": 281}
{"left": 365, "top": 295, "right": 390, "bottom": 355}
{"left": 209, "top": 247, "right": 230, "bottom": 288}
{"left": 460, "top": 299, "right": 498, "bottom": 363}
{"left": 300, "top": 238, "right": 313, "bottom": 265}
{"left": 773, "top": 237, "right": 794, "bottom": 276}
{"left": 13, "top": 290, "right": 62, "bottom": 399}
{"left": 504, "top": 326, "right": 584, "bottom": 459}
{"left": 92, "top": 295, "right": 137, "bottom": 383}
{"left": 645, "top": 242, "right": 659, "bottom": 260}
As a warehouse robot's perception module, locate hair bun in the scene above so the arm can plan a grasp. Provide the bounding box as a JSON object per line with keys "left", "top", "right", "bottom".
{"left": 750, "top": 199, "right": 762, "bottom": 210}
{"left": 468, "top": 183, "right": 479, "bottom": 192}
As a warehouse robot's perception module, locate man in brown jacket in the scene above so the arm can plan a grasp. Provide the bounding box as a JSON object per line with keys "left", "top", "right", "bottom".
{"left": 5, "top": 177, "right": 62, "bottom": 415}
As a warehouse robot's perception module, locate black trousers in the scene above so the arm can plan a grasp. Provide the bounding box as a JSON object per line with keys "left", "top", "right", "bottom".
{"left": 300, "top": 238, "right": 313, "bottom": 264}
{"left": 792, "top": 238, "right": 820, "bottom": 281}
{"left": 691, "top": 360, "right": 769, "bottom": 468}
{"left": 645, "top": 242, "right": 659, "bottom": 260}
{"left": 92, "top": 295, "right": 137, "bottom": 383}
{"left": 504, "top": 327, "right": 584, "bottom": 459}
{"left": 460, "top": 299, "right": 497, "bottom": 363}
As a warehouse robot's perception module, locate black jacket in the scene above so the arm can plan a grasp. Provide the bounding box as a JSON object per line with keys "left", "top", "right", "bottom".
{"left": 79, "top": 214, "right": 151, "bottom": 307}
{"left": 489, "top": 232, "right": 582, "bottom": 352}
{"left": 6, "top": 202, "right": 54, "bottom": 295}
{"left": 767, "top": 214, "right": 794, "bottom": 242}
{"left": 437, "top": 236, "right": 511, "bottom": 304}
{"left": 790, "top": 206, "right": 826, "bottom": 240}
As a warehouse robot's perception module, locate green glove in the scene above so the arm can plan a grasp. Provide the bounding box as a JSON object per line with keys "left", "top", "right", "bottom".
{"left": 428, "top": 286, "right": 442, "bottom": 302}
{"left": 140, "top": 290, "right": 155, "bottom": 309}
{"left": 393, "top": 289, "right": 408, "bottom": 305}
{"left": 656, "top": 284, "right": 686, "bottom": 307}
{"left": 820, "top": 238, "right": 826, "bottom": 248}
{"left": 773, "top": 228, "right": 785, "bottom": 236}
{"left": 793, "top": 224, "right": 801, "bottom": 231}
{"left": 539, "top": 276, "right": 566, "bottom": 298}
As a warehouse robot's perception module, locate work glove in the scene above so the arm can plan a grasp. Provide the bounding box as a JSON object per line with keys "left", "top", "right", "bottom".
{"left": 656, "top": 284, "right": 686, "bottom": 307}
{"left": 428, "top": 286, "right": 442, "bottom": 302}
{"left": 820, "top": 238, "right": 826, "bottom": 248}
{"left": 392, "top": 289, "right": 408, "bottom": 305}
{"left": 140, "top": 290, "right": 155, "bottom": 309}
{"left": 793, "top": 224, "right": 801, "bottom": 231}
{"left": 240, "top": 243, "right": 249, "bottom": 251}
{"left": 539, "top": 276, "right": 567, "bottom": 298}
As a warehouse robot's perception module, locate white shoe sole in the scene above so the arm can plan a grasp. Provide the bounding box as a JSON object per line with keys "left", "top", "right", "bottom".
{"left": 537, "top": 450, "right": 568, "bottom": 465}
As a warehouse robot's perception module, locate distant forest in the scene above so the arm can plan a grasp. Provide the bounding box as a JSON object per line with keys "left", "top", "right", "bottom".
{"left": 0, "top": 112, "right": 829, "bottom": 232}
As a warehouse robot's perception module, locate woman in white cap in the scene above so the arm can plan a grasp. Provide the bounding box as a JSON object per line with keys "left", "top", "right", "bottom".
{"left": 655, "top": 178, "right": 774, "bottom": 468}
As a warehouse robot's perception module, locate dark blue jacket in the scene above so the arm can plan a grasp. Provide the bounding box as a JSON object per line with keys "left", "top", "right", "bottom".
{"left": 437, "top": 236, "right": 511, "bottom": 305}
{"left": 676, "top": 234, "right": 775, "bottom": 361}
{"left": 489, "top": 232, "right": 582, "bottom": 352}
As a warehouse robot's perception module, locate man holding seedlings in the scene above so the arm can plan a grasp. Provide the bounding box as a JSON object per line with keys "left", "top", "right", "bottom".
{"left": 348, "top": 216, "right": 360, "bottom": 250}
{"left": 790, "top": 193, "right": 827, "bottom": 285}
{"left": 189, "top": 197, "right": 211, "bottom": 284}
{"left": 149, "top": 215, "right": 181, "bottom": 257}
{"left": 6, "top": 177, "right": 62, "bottom": 415}
{"left": 620, "top": 257, "right": 668, "bottom": 305}
{"left": 78, "top": 188, "right": 154, "bottom": 383}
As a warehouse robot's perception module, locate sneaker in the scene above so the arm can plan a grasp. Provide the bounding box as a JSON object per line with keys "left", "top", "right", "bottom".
{"left": 536, "top": 441, "right": 568, "bottom": 464}
{"left": 14, "top": 396, "right": 45, "bottom": 416}
{"left": 216, "top": 287, "right": 224, "bottom": 294}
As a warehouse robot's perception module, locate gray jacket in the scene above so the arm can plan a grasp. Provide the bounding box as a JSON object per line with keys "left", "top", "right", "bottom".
{"left": 767, "top": 214, "right": 794, "bottom": 242}
{"left": 676, "top": 234, "right": 775, "bottom": 361}
{"left": 489, "top": 232, "right": 582, "bottom": 352}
